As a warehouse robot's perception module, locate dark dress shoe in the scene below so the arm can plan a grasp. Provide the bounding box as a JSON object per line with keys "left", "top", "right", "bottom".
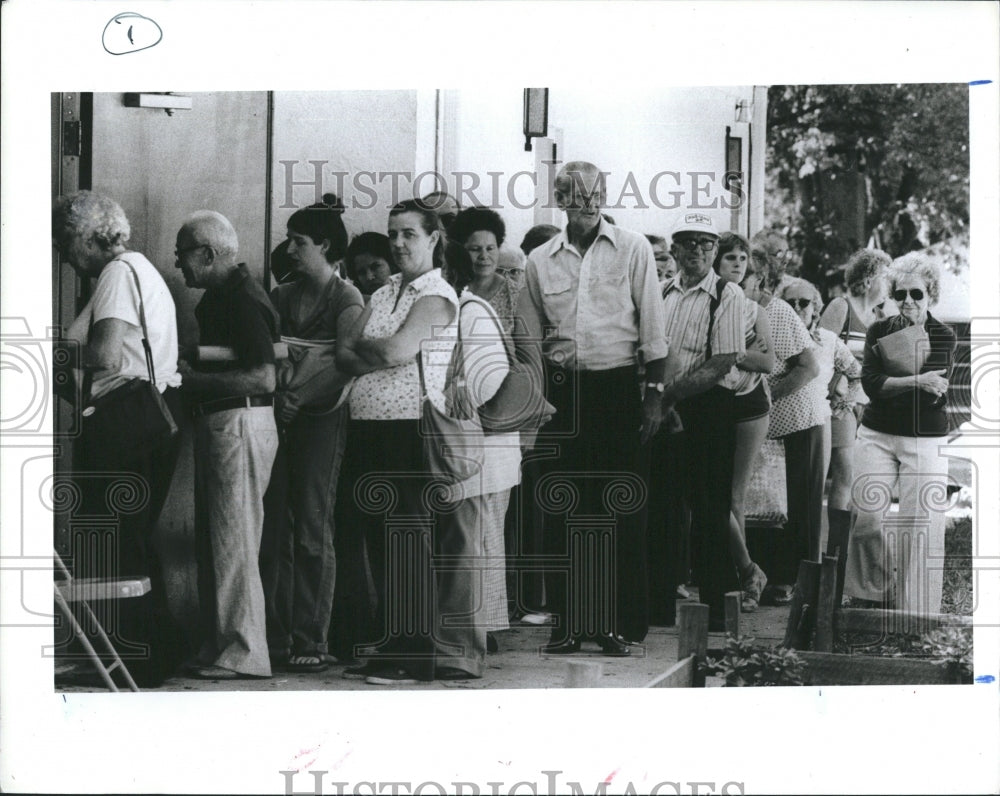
{"left": 542, "top": 638, "right": 581, "bottom": 655}
{"left": 596, "top": 635, "right": 631, "bottom": 657}
{"left": 487, "top": 633, "right": 499, "bottom": 653}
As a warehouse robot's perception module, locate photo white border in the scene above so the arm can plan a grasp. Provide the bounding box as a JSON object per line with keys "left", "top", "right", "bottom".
{"left": 2, "top": 1, "right": 998, "bottom": 793}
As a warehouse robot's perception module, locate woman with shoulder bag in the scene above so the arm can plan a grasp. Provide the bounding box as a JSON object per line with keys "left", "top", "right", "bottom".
{"left": 442, "top": 243, "right": 520, "bottom": 659}
{"left": 53, "top": 190, "right": 185, "bottom": 686}
{"left": 334, "top": 199, "right": 466, "bottom": 684}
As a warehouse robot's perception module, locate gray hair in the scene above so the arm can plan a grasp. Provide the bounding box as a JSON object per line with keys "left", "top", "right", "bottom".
{"left": 845, "top": 248, "right": 891, "bottom": 298}
{"left": 182, "top": 210, "right": 239, "bottom": 259}
{"left": 888, "top": 251, "right": 941, "bottom": 305}
{"left": 553, "top": 161, "right": 604, "bottom": 196}
{"left": 52, "top": 190, "right": 130, "bottom": 248}
{"left": 779, "top": 277, "right": 823, "bottom": 321}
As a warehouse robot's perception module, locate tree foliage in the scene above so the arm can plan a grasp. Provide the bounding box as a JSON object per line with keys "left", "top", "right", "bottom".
{"left": 764, "top": 84, "right": 969, "bottom": 290}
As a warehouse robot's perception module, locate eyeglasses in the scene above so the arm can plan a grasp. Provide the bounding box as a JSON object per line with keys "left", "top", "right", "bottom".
{"left": 175, "top": 243, "right": 209, "bottom": 259}
{"left": 787, "top": 298, "right": 813, "bottom": 310}
{"left": 675, "top": 238, "right": 718, "bottom": 253}
{"left": 892, "top": 288, "right": 925, "bottom": 302}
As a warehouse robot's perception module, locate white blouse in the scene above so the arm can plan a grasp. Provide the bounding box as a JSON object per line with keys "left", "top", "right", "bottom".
{"left": 348, "top": 269, "right": 458, "bottom": 420}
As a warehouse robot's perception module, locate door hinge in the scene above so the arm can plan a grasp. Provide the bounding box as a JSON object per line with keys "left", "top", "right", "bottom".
{"left": 63, "top": 120, "right": 82, "bottom": 158}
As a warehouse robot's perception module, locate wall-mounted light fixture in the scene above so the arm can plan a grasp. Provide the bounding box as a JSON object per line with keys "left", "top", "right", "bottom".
{"left": 523, "top": 88, "right": 549, "bottom": 151}
{"left": 123, "top": 92, "right": 192, "bottom": 116}
{"left": 734, "top": 99, "right": 750, "bottom": 124}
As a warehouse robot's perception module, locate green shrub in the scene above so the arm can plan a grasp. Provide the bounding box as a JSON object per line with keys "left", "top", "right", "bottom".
{"left": 920, "top": 626, "right": 973, "bottom": 684}
{"left": 700, "top": 635, "right": 806, "bottom": 687}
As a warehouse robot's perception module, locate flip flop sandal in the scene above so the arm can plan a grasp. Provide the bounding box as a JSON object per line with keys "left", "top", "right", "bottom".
{"left": 287, "top": 654, "right": 330, "bottom": 673}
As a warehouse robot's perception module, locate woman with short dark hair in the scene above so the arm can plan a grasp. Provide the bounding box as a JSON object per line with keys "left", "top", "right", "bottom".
{"left": 449, "top": 207, "right": 520, "bottom": 337}
{"left": 713, "top": 232, "right": 775, "bottom": 611}
{"left": 345, "top": 231, "right": 397, "bottom": 300}
{"left": 261, "top": 195, "right": 364, "bottom": 673}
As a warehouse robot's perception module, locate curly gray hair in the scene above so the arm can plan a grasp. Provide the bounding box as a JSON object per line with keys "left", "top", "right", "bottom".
{"left": 888, "top": 251, "right": 941, "bottom": 305}
{"left": 845, "top": 248, "right": 891, "bottom": 298}
{"left": 52, "top": 190, "right": 131, "bottom": 248}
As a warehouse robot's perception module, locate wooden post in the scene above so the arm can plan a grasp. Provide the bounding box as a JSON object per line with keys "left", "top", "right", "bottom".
{"left": 724, "top": 591, "right": 741, "bottom": 639}
{"left": 782, "top": 560, "right": 821, "bottom": 649}
{"left": 814, "top": 555, "right": 839, "bottom": 652}
{"left": 825, "top": 515, "right": 850, "bottom": 608}
{"left": 678, "top": 602, "right": 710, "bottom": 687}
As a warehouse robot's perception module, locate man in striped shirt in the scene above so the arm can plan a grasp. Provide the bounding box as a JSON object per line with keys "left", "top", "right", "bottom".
{"left": 654, "top": 213, "right": 745, "bottom": 631}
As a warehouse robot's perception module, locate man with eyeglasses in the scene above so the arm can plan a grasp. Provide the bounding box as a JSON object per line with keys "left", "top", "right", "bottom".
{"left": 174, "top": 211, "right": 281, "bottom": 680}
{"left": 517, "top": 161, "right": 668, "bottom": 655}
{"left": 651, "top": 213, "right": 746, "bottom": 631}
{"left": 752, "top": 228, "right": 796, "bottom": 286}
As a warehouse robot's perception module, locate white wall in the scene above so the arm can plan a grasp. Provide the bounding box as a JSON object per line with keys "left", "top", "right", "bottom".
{"left": 547, "top": 85, "right": 756, "bottom": 240}
{"left": 441, "top": 85, "right": 759, "bottom": 248}
{"left": 269, "top": 90, "right": 426, "bottom": 250}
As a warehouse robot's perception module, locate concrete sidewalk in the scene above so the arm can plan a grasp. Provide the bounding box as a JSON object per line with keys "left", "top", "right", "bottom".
{"left": 55, "top": 600, "right": 790, "bottom": 692}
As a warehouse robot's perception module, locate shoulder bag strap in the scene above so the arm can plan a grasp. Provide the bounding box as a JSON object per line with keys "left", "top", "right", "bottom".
{"left": 841, "top": 299, "right": 852, "bottom": 345}
{"left": 705, "top": 279, "right": 725, "bottom": 360}
{"left": 121, "top": 259, "right": 158, "bottom": 387}
{"left": 417, "top": 298, "right": 463, "bottom": 400}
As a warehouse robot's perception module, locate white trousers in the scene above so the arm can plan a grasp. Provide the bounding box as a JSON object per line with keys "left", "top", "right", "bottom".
{"left": 844, "top": 425, "right": 949, "bottom": 620}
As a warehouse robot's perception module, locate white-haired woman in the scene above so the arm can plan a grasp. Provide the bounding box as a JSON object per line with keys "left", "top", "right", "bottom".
{"left": 52, "top": 190, "right": 185, "bottom": 686}
{"left": 844, "top": 253, "right": 956, "bottom": 619}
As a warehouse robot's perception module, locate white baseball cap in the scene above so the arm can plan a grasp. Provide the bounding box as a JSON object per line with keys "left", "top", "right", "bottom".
{"left": 671, "top": 212, "right": 719, "bottom": 238}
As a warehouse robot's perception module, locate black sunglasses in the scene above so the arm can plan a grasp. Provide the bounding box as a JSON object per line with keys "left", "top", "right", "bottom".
{"left": 787, "top": 298, "right": 813, "bottom": 310}
{"left": 676, "top": 238, "right": 718, "bottom": 253}
{"left": 893, "top": 288, "right": 925, "bottom": 302}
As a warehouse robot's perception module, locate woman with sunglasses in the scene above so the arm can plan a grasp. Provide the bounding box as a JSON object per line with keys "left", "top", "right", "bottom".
{"left": 712, "top": 232, "right": 775, "bottom": 611}
{"left": 741, "top": 247, "right": 821, "bottom": 605}
{"left": 844, "top": 253, "right": 955, "bottom": 618}
{"left": 817, "top": 249, "right": 893, "bottom": 557}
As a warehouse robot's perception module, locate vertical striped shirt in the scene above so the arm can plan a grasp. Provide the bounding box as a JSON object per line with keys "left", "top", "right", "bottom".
{"left": 662, "top": 268, "right": 745, "bottom": 381}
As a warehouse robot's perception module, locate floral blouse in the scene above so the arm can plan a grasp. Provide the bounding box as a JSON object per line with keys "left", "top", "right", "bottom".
{"left": 348, "top": 269, "right": 458, "bottom": 420}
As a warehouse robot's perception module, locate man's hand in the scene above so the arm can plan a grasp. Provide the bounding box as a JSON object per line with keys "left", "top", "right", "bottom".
{"left": 276, "top": 391, "right": 301, "bottom": 425}
{"left": 640, "top": 390, "right": 663, "bottom": 445}
{"left": 177, "top": 359, "right": 198, "bottom": 390}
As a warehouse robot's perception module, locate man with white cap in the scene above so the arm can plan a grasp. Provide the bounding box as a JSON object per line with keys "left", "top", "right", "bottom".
{"left": 652, "top": 212, "right": 746, "bottom": 631}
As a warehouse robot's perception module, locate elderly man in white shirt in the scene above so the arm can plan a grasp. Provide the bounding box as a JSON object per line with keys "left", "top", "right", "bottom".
{"left": 517, "top": 161, "right": 667, "bottom": 656}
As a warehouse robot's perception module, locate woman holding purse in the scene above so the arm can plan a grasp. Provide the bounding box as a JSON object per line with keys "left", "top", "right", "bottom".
{"left": 52, "top": 190, "right": 185, "bottom": 686}
{"left": 441, "top": 243, "right": 519, "bottom": 656}
{"left": 334, "top": 199, "right": 467, "bottom": 684}
{"left": 261, "top": 195, "right": 364, "bottom": 673}
{"left": 844, "top": 252, "right": 955, "bottom": 619}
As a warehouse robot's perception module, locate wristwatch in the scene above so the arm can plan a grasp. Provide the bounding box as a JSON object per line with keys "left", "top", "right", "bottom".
{"left": 645, "top": 382, "right": 665, "bottom": 395}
